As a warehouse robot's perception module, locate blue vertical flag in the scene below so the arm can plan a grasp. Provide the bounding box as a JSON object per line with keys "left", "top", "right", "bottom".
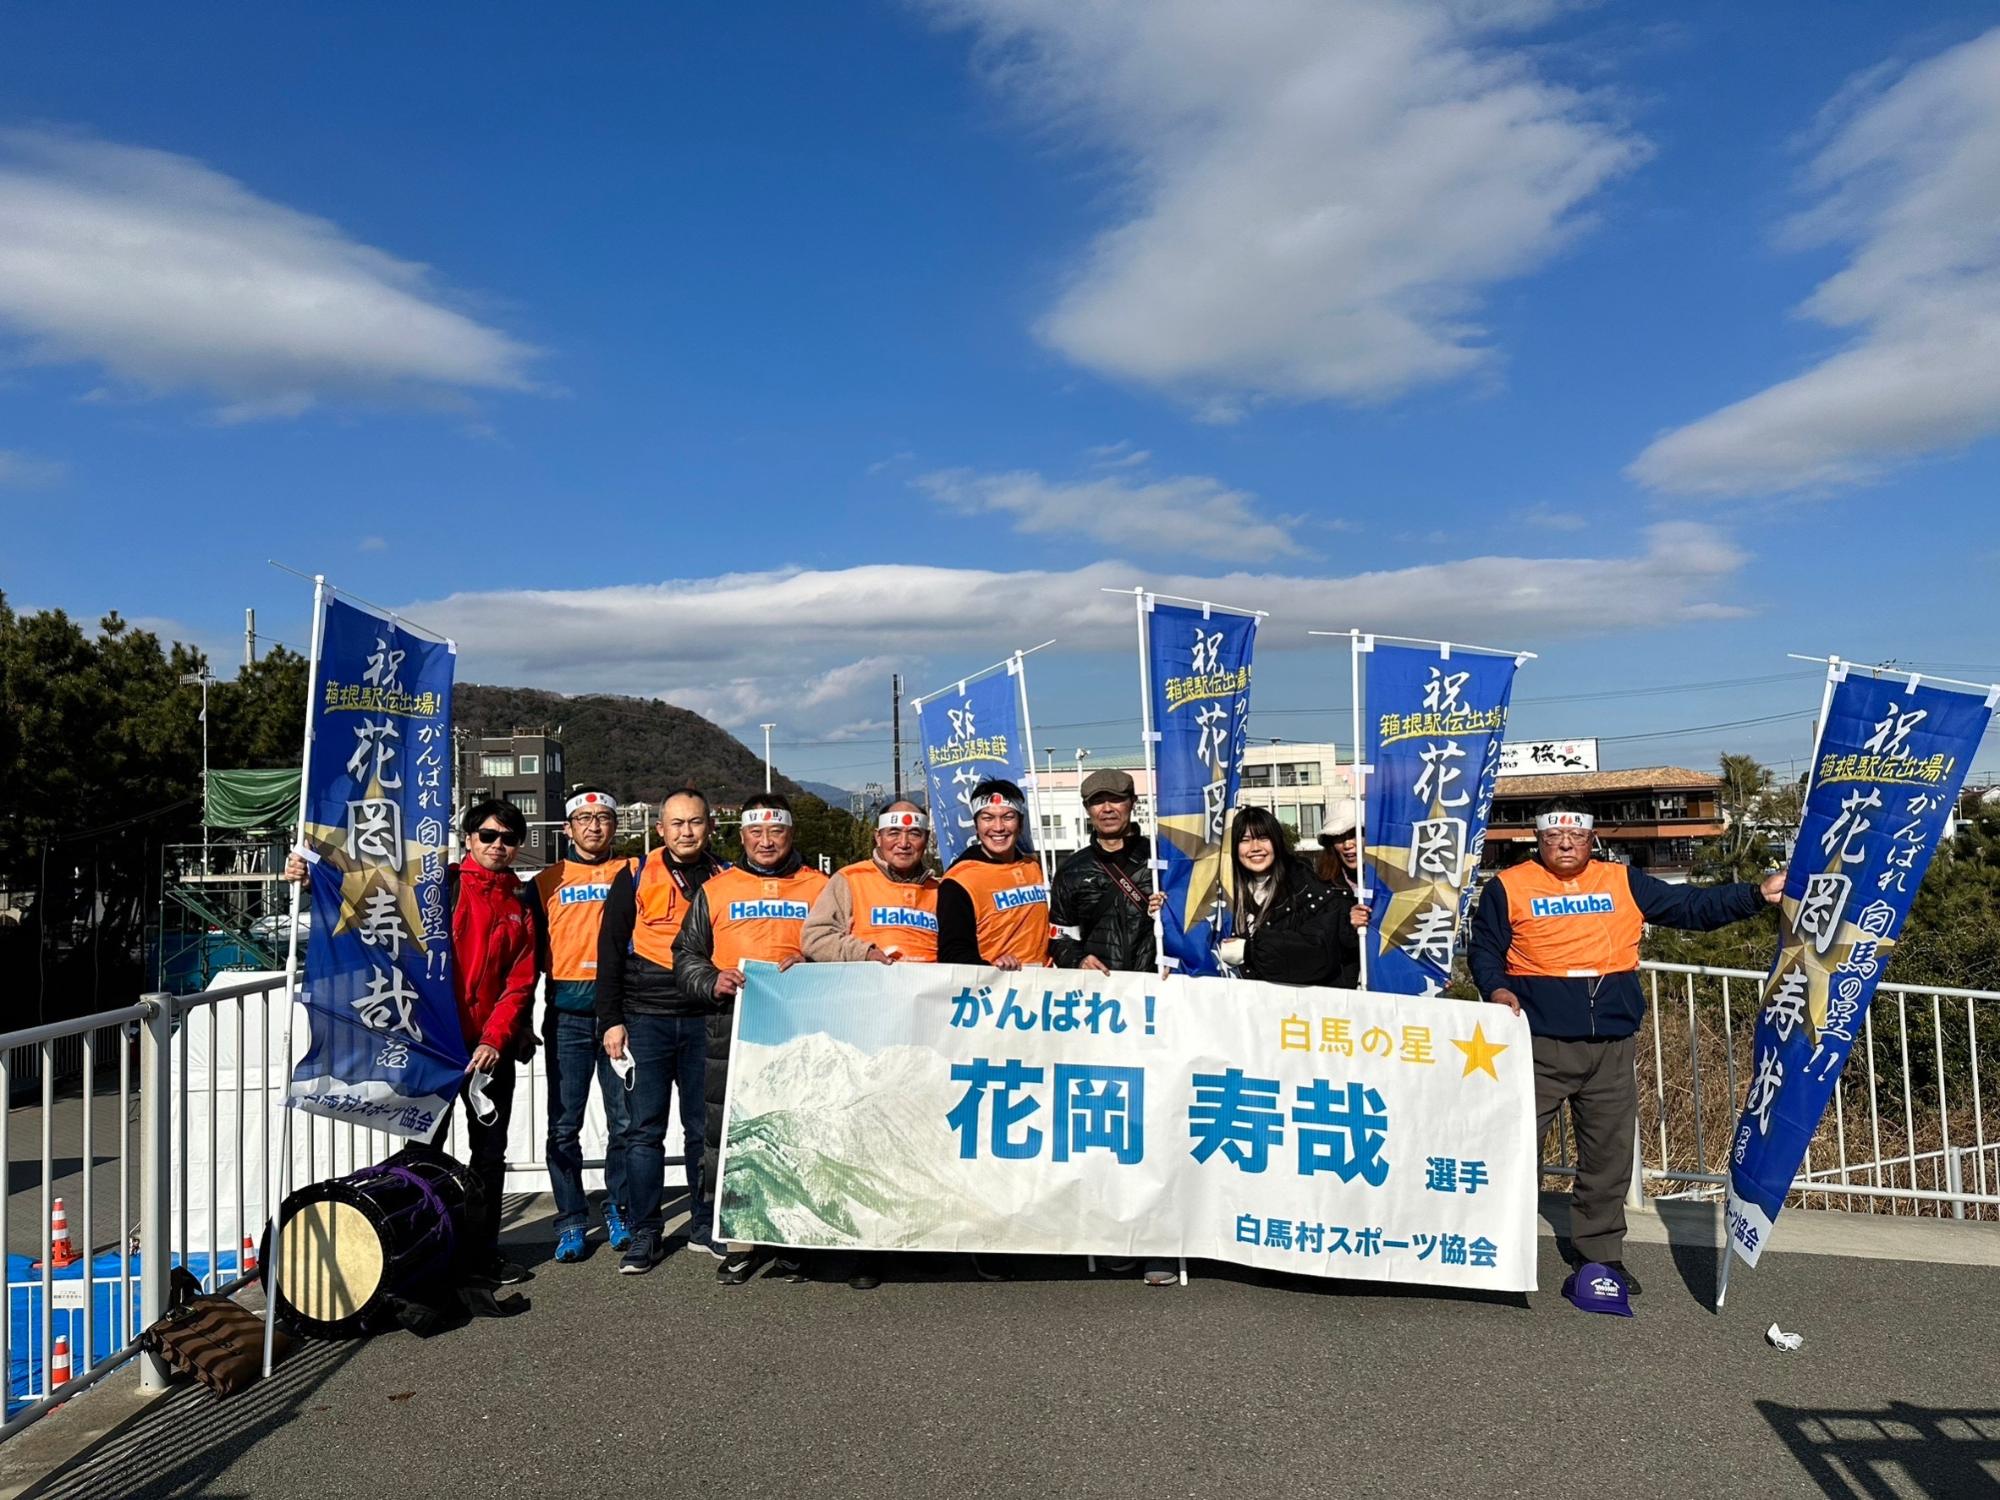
{"left": 916, "top": 667, "right": 1031, "bottom": 865}
{"left": 1725, "top": 667, "right": 1994, "bottom": 1267}
{"left": 289, "top": 596, "right": 466, "bottom": 1138}
{"left": 1148, "top": 600, "right": 1257, "bottom": 977}
{"left": 1361, "top": 642, "right": 1519, "bottom": 995}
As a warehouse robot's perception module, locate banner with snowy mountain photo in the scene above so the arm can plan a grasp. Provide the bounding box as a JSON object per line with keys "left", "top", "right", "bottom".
{"left": 714, "top": 962, "right": 1539, "bottom": 1292}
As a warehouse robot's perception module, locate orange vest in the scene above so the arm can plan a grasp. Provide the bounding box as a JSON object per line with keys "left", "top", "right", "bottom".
{"left": 945, "top": 856, "right": 1050, "bottom": 966}
{"left": 532, "top": 856, "right": 635, "bottom": 982}
{"left": 705, "top": 864, "right": 830, "bottom": 970}
{"left": 840, "top": 860, "right": 940, "bottom": 962}
{"left": 1496, "top": 858, "right": 1645, "bottom": 978}
{"left": 630, "top": 853, "right": 713, "bottom": 969}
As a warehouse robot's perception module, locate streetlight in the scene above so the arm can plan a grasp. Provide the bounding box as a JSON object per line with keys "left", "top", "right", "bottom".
{"left": 760, "top": 723, "right": 777, "bottom": 794}
{"left": 1073, "top": 747, "right": 1090, "bottom": 782}
{"left": 180, "top": 670, "right": 219, "bottom": 873}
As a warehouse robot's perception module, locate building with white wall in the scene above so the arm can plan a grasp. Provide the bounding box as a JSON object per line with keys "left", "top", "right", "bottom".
{"left": 1027, "top": 743, "right": 1358, "bottom": 859}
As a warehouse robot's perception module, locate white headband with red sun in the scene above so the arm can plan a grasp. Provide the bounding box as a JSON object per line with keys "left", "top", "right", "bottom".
{"left": 1535, "top": 810, "right": 1595, "bottom": 833}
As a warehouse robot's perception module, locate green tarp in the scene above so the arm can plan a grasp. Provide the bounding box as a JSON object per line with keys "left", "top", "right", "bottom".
{"left": 204, "top": 769, "right": 300, "bottom": 829}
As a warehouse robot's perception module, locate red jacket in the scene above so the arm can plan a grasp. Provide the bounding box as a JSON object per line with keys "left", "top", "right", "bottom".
{"left": 452, "top": 858, "right": 537, "bottom": 1055}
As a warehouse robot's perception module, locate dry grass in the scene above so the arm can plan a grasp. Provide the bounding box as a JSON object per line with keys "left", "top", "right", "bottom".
{"left": 1539, "top": 977, "right": 1999, "bottom": 1222}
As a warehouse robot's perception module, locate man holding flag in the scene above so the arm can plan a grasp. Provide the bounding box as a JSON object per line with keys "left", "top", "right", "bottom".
{"left": 1469, "top": 797, "right": 1781, "bottom": 1294}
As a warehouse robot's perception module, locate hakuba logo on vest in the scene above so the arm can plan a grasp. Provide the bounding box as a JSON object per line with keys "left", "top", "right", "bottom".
{"left": 1529, "top": 893, "right": 1616, "bottom": 918}
{"left": 557, "top": 883, "right": 613, "bottom": 905}
{"left": 728, "top": 899, "right": 810, "bottom": 922}
{"left": 869, "top": 906, "right": 940, "bottom": 933}
{"left": 992, "top": 884, "right": 1050, "bottom": 912}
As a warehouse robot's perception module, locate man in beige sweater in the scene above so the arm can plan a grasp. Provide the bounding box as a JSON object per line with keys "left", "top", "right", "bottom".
{"left": 802, "top": 800, "right": 940, "bottom": 965}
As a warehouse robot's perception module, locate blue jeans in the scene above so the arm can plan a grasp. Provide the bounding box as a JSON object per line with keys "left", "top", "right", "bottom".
{"left": 622, "top": 1012, "right": 708, "bottom": 1237}
{"left": 545, "top": 1009, "right": 633, "bottom": 1235}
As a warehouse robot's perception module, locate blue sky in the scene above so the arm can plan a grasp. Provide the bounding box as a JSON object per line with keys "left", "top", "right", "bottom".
{"left": 5, "top": 2, "right": 1998, "bottom": 789}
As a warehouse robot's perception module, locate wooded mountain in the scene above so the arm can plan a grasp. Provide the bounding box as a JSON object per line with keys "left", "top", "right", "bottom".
{"left": 456, "top": 683, "right": 802, "bottom": 807}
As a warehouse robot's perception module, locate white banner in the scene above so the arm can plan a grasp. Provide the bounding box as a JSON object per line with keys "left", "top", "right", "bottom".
{"left": 1498, "top": 738, "right": 1598, "bottom": 775}
{"left": 717, "top": 962, "right": 1538, "bottom": 1293}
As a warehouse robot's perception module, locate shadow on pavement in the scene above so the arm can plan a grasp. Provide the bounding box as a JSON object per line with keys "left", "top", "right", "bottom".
{"left": 19, "top": 1337, "right": 365, "bottom": 1500}
{"left": 1758, "top": 1400, "right": 2000, "bottom": 1498}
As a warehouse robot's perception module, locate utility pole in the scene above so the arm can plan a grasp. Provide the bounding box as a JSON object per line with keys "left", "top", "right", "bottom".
{"left": 891, "top": 674, "right": 903, "bottom": 797}
{"left": 450, "top": 726, "right": 465, "bottom": 860}
{"left": 244, "top": 608, "right": 257, "bottom": 668}
{"left": 180, "top": 670, "right": 219, "bottom": 872}
{"left": 760, "top": 723, "right": 776, "bottom": 794}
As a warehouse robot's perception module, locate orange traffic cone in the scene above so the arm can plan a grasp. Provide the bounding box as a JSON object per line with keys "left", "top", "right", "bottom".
{"left": 50, "top": 1334, "right": 71, "bottom": 1387}
{"left": 49, "top": 1199, "right": 78, "bottom": 1268}
{"left": 242, "top": 1235, "right": 259, "bottom": 1274}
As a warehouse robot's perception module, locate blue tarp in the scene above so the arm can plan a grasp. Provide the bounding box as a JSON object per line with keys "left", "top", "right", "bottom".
{"left": 6, "top": 1248, "right": 241, "bottom": 1412}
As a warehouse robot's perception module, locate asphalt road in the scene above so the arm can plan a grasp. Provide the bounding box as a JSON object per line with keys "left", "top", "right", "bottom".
{"left": 18, "top": 1209, "right": 2000, "bottom": 1500}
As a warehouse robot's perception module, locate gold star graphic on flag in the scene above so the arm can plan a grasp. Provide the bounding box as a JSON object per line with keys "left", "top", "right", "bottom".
{"left": 1762, "top": 871, "right": 1897, "bottom": 1039}
{"left": 301, "top": 775, "right": 453, "bottom": 962}
{"left": 1362, "top": 788, "right": 1469, "bottom": 961}
{"left": 1157, "top": 813, "right": 1235, "bottom": 936}
{"left": 1453, "top": 1022, "right": 1509, "bottom": 1080}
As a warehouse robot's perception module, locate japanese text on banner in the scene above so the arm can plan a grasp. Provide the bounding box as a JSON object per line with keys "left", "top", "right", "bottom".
{"left": 715, "top": 962, "right": 1537, "bottom": 1292}
{"left": 289, "top": 596, "right": 464, "bottom": 1137}
{"left": 1362, "top": 644, "right": 1518, "bottom": 995}
{"left": 1725, "top": 670, "right": 1992, "bottom": 1266}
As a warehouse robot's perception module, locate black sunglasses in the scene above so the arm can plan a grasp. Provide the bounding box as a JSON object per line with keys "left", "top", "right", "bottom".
{"left": 474, "top": 828, "right": 523, "bottom": 848}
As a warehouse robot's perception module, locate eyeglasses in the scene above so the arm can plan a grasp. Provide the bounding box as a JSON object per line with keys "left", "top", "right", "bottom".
{"left": 474, "top": 828, "right": 523, "bottom": 848}
{"left": 569, "top": 814, "right": 617, "bottom": 828}
{"left": 1539, "top": 830, "right": 1591, "bottom": 846}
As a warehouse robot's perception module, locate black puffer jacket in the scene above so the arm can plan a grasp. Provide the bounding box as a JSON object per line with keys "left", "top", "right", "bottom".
{"left": 1240, "top": 858, "right": 1359, "bottom": 988}
{"left": 1049, "top": 834, "right": 1157, "bottom": 973}
{"left": 674, "top": 849, "right": 807, "bottom": 1177}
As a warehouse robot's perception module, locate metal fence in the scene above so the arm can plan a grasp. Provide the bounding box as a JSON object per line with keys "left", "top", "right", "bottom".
{"left": 1540, "top": 962, "right": 2000, "bottom": 1221}
{"left": 0, "top": 973, "right": 642, "bottom": 1441}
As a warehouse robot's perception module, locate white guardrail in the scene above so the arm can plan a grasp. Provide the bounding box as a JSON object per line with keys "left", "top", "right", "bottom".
{"left": 0, "top": 972, "right": 636, "bottom": 1440}
{"left": 1543, "top": 962, "right": 2000, "bottom": 1221}
{"left": 1, "top": 960, "right": 1993, "bottom": 1439}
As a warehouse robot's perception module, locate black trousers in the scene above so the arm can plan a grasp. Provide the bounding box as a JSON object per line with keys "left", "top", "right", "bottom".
{"left": 430, "top": 1057, "right": 518, "bottom": 1263}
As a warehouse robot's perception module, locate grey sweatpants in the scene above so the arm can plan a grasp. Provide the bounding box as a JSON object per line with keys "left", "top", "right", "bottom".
{"left": 1533, "top": 1034, "right": 1637, "bottom": 1263}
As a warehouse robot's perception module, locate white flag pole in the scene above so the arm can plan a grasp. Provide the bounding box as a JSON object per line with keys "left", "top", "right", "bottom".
{"left": 264, "top": 573, "right": 327, "bottom": 1378}
{"left": 1349, "top": 630, "right": 1372, "bottom": 992}
{"left": 1132, "top": 590, "right": 1167, "bottom": 972}
{"left": 1720, "top": 654, "right": 1846, "bottom": 1312}
{"left": 1011, "top": 651, "right": 1054, "bottom": 882}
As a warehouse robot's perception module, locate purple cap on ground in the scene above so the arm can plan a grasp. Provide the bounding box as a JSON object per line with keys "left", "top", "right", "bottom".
{"left": 1561, "top": 1261, "right": 1634, "bottom": 1317}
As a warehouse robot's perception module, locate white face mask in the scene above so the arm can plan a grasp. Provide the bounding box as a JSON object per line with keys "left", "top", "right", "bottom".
{"left": 467, "top": 1068, "right": 499, "bottom": 1124}
{"left": 608, "top": 1051, "right": 636, "bottom": 1091}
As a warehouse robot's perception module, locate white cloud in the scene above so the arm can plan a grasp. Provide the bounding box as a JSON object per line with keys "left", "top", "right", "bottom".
{"left": 1085, "top": 440, "right": 1151, "bottom": 468}
{"left": 358, "top": 535, "right": 389, "bottom": 553}
{"left": 931, "top": 0, "right": 1641, "bottom": 408}
{"left": 1631, "top": 28, "right": 2000, "bottom": 496}
{"left": 407, "top": 522, "right": 1745, "bottom": 735}
{"left": 1513, "top": 502, "right": 1587, "bottom": 531}
{"left": 0, "top": 448, "right": 65, "bottom": 487}
{"left": 916, "top": 465, "right": 1308, "bottom": 560}
{"left": 0, "top": 129, "right": 539, "bottom": 417}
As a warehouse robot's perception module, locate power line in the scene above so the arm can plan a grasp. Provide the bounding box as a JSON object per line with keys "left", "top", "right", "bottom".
{"left": 1595, "top": 712, "right": 1814, "bottom": 744}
